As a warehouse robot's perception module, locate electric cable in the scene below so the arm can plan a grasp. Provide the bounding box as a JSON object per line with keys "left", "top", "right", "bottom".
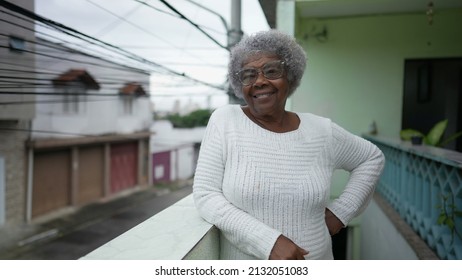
{"left": 0, "top": 0, "right": 225, "bottom": 90}
{"left": 153, "top": 0, "right": 229, "bottom": 51}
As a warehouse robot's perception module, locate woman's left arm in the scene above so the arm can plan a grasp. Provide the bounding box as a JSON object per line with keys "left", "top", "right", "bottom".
{"left": 326, "top": 122, "right": 385, "bottom": 230}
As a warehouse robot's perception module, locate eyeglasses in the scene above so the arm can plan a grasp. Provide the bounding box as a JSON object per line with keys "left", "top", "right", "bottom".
{"left": 235, "top": 60, "right": 286, "bottom": 86}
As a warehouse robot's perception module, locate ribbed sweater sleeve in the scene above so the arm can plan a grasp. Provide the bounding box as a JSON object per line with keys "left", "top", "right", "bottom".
{"left": 327, "top": 123, "right": 385, "bottom": 225}
{"left": 193, "top": 114, "right": 281, "bottom": 260}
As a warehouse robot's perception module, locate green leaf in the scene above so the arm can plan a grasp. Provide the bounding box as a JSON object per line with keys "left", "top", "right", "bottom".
{"left": 454, "top": 211, "right": 462, "bottom": 217}
{"left": 425, "top": 119, "right": 448, "bottom": 146}
{"left": 400, "top": 129, "right": 424, "bottom": 141}
{"left": 437, "top": 215, "right": 447, "bottom": 225}
{"left": 439, "top": 131, "right": 462, "bottom": 147}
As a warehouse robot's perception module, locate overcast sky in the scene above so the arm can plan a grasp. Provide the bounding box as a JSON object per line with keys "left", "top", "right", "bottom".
{"left": 35, "top": 0, "right": 270, "bottom": 111}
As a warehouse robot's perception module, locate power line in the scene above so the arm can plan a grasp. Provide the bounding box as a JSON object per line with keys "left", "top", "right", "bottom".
{"left": 3, "top": 30, "right": 219, "bottom": 80}
{"left": 90, "top": 1, "right": 144, "bottom": 38}
{"left": 0, "top": 127, "right": 91, "bottom": 137}
{"left": 184, "top": 0, "right": 229, "bottom": 36}
{"left": 1, "top": 1, "right": 228, "bottom": 114}
{"left": 0, "top": 15, "right": 151, "bottom": 73}
{"left": 85, "top": 0, "right": 210, "bottom": 65}
{"left": 133, "top": 0, "right": 226, "bottom": 36}
{"left": 0, "top": 68, "right": 155, "bottom": 85}
{"left": 0, "top": 97, "right": 121, "bottom": 106}
{"left": 0, "top": 82, "right": 151, "bottom": 90}
{"left": 132, "top": 0, "right": 180, "bottom": 18}
{"left": 154, "top": 0, "right": 229, "bottom": 51}
{"left": 0, "top": 91, "right": 151, "bottom": 97}
{"left": 0, "top": 20, "right": 157, "bottom": 75}
{"left": 1, "top": 2, "right": 227, "bottom": 91}
{"left": 0, "top": 0, "right": 225, "bottom": 90}
{"left": 0, "top": 44, "right": 152, "bottom": 75}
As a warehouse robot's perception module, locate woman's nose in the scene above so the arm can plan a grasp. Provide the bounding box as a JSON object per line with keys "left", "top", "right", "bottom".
{"left": 253, "top": 71, "right": 268, "bottom": 86}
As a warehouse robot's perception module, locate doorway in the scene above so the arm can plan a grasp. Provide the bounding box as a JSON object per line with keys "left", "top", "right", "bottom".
{"left": 402, "top": 58, "right": 462, "bottom": 151}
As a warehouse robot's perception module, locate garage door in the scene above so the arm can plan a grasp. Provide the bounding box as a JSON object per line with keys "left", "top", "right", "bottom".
{"left": 32, "top": 149, "right": 71, "bottom": 217}
{"left": 77, "top": 145, "right": 104, "bottom": 205}
{"left": 110, "top": 142, "right": 137, "bottom": 193}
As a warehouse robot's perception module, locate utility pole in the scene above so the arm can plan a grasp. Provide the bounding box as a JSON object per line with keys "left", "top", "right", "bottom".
{"left": 228, "top": 0, "right": 242, "bottom": 49}
{"left": 227, "top": 0, "right": 244, "bottom": 105}
{"left": 185, "top": 0, "right": 243, "bottom": 104}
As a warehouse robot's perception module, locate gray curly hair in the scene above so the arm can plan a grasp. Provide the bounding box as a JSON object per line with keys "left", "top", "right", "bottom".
{"left": 228, "top": 29, "right": 307, "bottom": 99}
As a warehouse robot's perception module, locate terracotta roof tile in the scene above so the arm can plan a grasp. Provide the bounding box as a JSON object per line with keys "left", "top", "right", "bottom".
{"left": 52, "top": 69, "right": 100, "bottom": 90}
{"left": 119, "top": 82, "right": 146, "bottom": 96}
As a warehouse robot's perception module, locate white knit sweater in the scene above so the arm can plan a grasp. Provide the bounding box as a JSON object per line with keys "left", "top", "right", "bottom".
{"left": 193, "top": 105, "right": 385, "bottom": 260}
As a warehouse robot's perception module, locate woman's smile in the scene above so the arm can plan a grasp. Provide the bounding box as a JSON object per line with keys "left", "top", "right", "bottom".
{"left": 252, "top": 91, "right": 275, "bottom": 99}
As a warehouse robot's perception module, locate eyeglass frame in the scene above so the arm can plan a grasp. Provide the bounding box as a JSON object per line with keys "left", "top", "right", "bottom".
{"left": 235, "top": 60, "right": 286, "bottom": 86}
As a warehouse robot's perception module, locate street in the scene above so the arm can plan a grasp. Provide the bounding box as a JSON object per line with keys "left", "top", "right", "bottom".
{"left": 1, "top": 186, "right": 192, "bottom": 260}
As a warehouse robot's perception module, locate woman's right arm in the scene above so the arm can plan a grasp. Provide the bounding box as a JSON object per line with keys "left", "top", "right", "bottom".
{"left": 193, "top": 119, "right": 282, "bottom": 259}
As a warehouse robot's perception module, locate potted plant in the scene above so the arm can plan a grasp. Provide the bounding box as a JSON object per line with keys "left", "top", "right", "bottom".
{"left": 400, "top": 119, "right": 462, "bottom": 147}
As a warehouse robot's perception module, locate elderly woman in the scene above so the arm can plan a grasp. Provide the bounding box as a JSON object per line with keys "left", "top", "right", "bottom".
{"left": 193, "top": 30, "right": 385, "bottom": 260}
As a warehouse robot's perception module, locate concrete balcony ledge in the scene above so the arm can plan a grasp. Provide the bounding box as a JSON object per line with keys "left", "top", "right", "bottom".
{"left": 81, "top": 194, "right": 219, "bottom": 260}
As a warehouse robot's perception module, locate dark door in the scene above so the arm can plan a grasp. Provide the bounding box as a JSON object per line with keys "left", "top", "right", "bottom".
{"left": 402, "top": 58, "right": 462, "bottom": 151}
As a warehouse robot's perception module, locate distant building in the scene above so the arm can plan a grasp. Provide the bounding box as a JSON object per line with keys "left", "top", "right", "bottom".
{"left": 25, "top": 37, "right": 153, "bottom": 220}
{"left": 150, "top": 120, "right": 205, "bottom": 184}
{"left": 1, "top": 1, "right": 153, "bottom": 226}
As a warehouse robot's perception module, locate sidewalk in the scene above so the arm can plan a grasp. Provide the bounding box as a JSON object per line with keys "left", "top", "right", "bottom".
{"left": 0, "top": 179, "right": 193, "bottom": 259}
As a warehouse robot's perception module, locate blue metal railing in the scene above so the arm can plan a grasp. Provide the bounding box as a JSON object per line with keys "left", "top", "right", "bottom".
{"left": 366, "top": 136, "right": 462, "bottom": 260}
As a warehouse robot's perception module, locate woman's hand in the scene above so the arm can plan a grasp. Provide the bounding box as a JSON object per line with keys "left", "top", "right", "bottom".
{"left": 269, "top": 235, "right": 308, "bottom": 260}
{"left": 325, "top": 208, "right": 344, "bottom": 235}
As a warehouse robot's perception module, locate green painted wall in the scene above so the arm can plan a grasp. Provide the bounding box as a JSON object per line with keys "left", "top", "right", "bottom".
{"left": 290, "top": 9, "right": 462, "bottom": 195}
{"left": 292, "top": 9, "right": 462, "bottom": 136}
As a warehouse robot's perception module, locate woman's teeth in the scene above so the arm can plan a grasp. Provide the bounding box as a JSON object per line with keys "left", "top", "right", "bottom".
{"left": 253, "top": 93, "right": 272, "bottom": 98}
